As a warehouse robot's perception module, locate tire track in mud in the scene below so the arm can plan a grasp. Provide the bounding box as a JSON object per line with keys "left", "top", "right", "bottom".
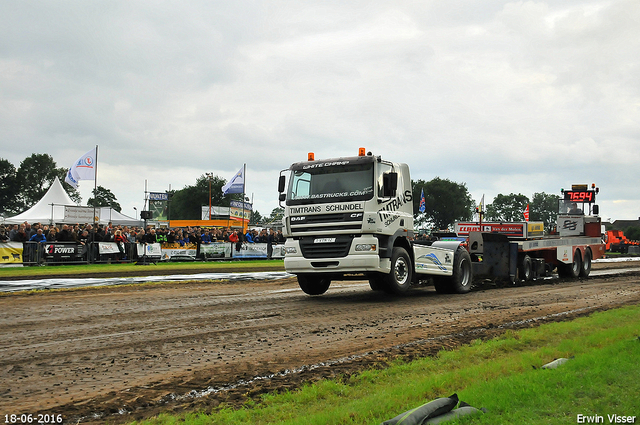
{"left": 0, "top": 271, "right": 639, "bottom": 423}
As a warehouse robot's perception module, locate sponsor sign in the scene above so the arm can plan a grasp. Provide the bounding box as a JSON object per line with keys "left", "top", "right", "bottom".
{"left": 0, "top": 242, "right": 23, "bottom": 265}
{"left": 44, "top": 243, "right": 82, "bottom": 258}
{"left": 160, "top": 242, "right": 198, "bottom": 260}
{"left": 456, "top": 222, "right": 526, "bottom": 238}
{"left": 64, "top": 206, "right": 99, "bottom": 222}
{"left": 149, "top": 192, "right": 169, "bottom": 201}
{"left": 232, "top": 243, "right": 285, "bottom": 259}
{"left": 98, "top": 242, "right": 123, "bottom": 255}
{"left": 201, "top": 242, "right": 231, "bottom": 258}
{"left": 137, "top": 243, "right": 163, "bottom": 257}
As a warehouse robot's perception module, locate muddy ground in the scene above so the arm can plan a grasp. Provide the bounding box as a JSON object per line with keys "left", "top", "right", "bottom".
{"left": 1, "top": 262, "right": 639, "bottom": 424}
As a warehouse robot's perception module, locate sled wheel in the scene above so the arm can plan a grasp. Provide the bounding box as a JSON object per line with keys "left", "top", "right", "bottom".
{"left": 519, "top": 255, "right": 533, "bottom": 282}
{"left": 558, "top": 250, "right": 582, "bottom": 278}
{"left": 579, "top": 248, "right": 592, "bottom": 277}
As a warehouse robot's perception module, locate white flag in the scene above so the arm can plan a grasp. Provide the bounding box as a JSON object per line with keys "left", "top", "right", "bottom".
{"left": 221, "top": 166, "right": 245, "bottom": 195}
{"left": 65, "top": 147, "right": 96, "bottom": 188}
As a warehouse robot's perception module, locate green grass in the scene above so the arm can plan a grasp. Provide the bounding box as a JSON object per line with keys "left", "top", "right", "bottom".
{"left": 0, "top": 259, "right": 284, "bottom": 279}
{"left": 131, "top": 304, "right": 640, "bottom": 425}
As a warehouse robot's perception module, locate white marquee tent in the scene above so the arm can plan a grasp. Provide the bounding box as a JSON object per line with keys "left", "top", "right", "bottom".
{"left": 3, "top": 177, "right": 142, "bottom": 227}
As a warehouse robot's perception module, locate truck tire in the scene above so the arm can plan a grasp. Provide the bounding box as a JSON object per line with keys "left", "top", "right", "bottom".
{"left": 450, "top": 247, "right": 473, "bottom": 294}
{"left": 519, "top": 255, "right": 533, "bottom": 282}
{"left": 579, "top": 248, "right": 592, "bottom": 277}
{"left": 383, "top": 247, "right": 412, "bottom": 294}
{"left": 558, "top": 250, "right": 582, "bottom": 278}
{"left": 297, "top": 274, "right": 331, "bottom": 295}
{"left": 433, "top": 248, "right": 473, "bottom": 294}
{"left": 433, "top": 276, "right": 452, "bottom": 294}
{"left": 368, "top": 274, "right": 386, "bottom": 291}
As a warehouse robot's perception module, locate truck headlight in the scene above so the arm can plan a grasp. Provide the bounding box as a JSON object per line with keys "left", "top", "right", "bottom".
{"left": 284, "top": 246, "right": 298, "bottom": 254}
{"left": 355, "top": 244, "right": 376, "bottom": 252}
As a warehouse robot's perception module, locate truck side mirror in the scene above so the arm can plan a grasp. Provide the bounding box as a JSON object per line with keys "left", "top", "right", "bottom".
{"left": 382, "top": 172, "right": 398, "bottom": 197}
{"left": 278, "top": 175, "right": 286, "bottom": 193}
{"left": 279, "top": 193, "right": 286, "bottom": 202}
{"left": 592, "top": 204, "right": 599, "bottom": 215}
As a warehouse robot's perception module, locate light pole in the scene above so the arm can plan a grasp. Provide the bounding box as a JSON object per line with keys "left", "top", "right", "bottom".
{"left": 205, "top": 173, "right": 213, "bottom": 221}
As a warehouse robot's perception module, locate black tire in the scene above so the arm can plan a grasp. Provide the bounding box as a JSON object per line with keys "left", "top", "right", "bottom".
{"left": 450, "top": 247, "right": 473, "bottom": 294}
{"left": 558, "top": 250, "right": 582, "bottom": 278}
{"left": 579, "top": 248, "right": 592, "bottom": 277}
{"left": 433, "top": 276, "right": 453, "bottom": 294}
{"left": 383, "top": 247, "right": 413, "bottom": 294}
{"left": 519, "top": 255, "right": 533, "bottom": 282}
{"left": 297, "top": 274, "right": 331, "bottom": 295}
{"left": 368, "top": 274, "right": 386, "bottom": 291}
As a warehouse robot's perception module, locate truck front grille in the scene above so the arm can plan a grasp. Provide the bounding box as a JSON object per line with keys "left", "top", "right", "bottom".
{"left": 289, "top": 212, "right": 363, "bottom": 236}
{"left": 299, "top": 235, "right": 353, "bottom": 258}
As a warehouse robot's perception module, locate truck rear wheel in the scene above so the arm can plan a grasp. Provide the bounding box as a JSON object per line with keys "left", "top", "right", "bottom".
{"left": 558, "top": 250, "right": 582, "bottom": 278}
{"left": 433, "top": 247, "right": 473, "bottom": 294}
{"left": 451, "top": 247, "right": 473, "bottom": 293}
{"left": 579, "top": 248, "right": 592, "bottom": 277}
{"left": 297, "top": 274, "right": 331, "bottom": 295}
{"left": 383, "top": 247, "right": 412, "bottom": 294}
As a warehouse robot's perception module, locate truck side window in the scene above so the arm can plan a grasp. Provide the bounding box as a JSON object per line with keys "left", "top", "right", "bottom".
{"left": 377, "top": 163, "right": 392, "bottom": 197}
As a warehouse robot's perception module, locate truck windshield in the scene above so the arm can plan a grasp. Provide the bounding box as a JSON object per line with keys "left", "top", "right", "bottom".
{"left": 287, "top": 162, "right": 374, "bottom": 205}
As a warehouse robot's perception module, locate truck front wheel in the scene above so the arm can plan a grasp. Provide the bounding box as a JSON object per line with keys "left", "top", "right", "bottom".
{"left": 384, "top": 247, "right": 413, "bottom": 294}
{"left": 297, "top": 274, "right": 331, "bottom": 295}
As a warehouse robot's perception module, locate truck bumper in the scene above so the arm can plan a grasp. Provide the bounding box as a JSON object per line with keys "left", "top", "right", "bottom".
{"left": 283, "top": 237, "right": 390, "bottom": 275}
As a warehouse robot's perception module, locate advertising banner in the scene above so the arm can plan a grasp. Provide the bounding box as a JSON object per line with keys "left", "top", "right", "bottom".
{"left": 44, "top": 243, "right": 83, "bottom": 259}
{"left": 98, "top": 242, "right": 124, "bottom": 255}
{"left": 201, "top": 206, "right": 233, "bottom": 220}
{"left": 200, "top": 242, "right": 231, "bottom": 258}
{"left": 149, "top": 192, "right": 169, "bottom": 221}
{"left": 160, "top": 242, "right": 198, "bottom": 260}
{"left": 231, "top": 243, "right": 286, "bottom": 259}
{"left": 137, "top": 243, "right": 163, "bottom": 257}
{"left": 64, "top": 206, "right": 99, "bottom": 223}
{"left": 0, "top": 242, "right": 23, "bottom": 265}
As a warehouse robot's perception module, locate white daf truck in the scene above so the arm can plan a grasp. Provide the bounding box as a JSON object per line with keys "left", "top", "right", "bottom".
{"left": 277, "top": 149, "right": 605, "bottom": 296}
{"left": 277, "top": 148, "right": 473, "bottom": 295}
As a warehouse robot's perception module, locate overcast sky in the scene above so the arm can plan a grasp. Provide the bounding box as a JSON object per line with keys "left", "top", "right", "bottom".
{"left": 2, "top": 0, "right": 639, "bottom": 223}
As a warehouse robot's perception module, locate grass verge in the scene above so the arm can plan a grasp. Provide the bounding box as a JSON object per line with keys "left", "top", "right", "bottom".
{"left": 131, "top": 304, "right": 640, "bottom": 425}
{"left": 0, "top": 259, "right": 284, "bottom": 279}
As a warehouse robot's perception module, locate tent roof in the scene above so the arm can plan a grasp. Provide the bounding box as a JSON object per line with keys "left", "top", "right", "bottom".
{"left": 3, "top": 177, "right": 142, "bottom": 227}
{"left": 3, "top": 177, "right": 76, "bottom": 224}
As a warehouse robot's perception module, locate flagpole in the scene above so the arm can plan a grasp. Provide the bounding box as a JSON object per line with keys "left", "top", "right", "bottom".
{"left": 242, "top": 163, "right": 246, "bottom": 232}
{"left": 93, "top": 145, "right": 98, "bottom": 228}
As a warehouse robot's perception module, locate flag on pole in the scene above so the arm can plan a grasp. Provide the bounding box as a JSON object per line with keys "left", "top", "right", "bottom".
{"left": 523, "top": 204, "right": 530, "bottom": 221}
{"left": 418, "top": 188, "right": 426, "bottom": 213}
{"left": 222, "top": 166, "right": 245, "bottom": 195}
{"left": 65, "top": 147, "right": 97, "bottom": 188}
{"left": 478, "top": 195, "right": 484, "bottom": 213}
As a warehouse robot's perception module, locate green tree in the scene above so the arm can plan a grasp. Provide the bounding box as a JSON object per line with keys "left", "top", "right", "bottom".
{"left": 411, "top": 177, "right": 474, "bottom": 230}
{"left": 249, "top": 210, "right": 263, "bottom": 225}
{"left": 14, "top": 153, "right": 81, "bottom": 211}
{"left": 87, "top": 186, "right": 122, "bottom": 212}
{"left": 268, "top": 207, "right": 284, "bottom": 222}
{"left": 485, "top": 193, "right": 530, "bottom": 222}
{"left": 0, "top": 158, "right": 19, "bottom": 215}
{"left": 170, "top": 174, "right": 229, "bottom": 220}
{"left": 530, "top": 192, "right": 560, "bottom": 233}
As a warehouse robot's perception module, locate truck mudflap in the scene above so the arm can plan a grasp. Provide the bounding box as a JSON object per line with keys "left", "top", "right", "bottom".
{"left": 468, "top": 232, "right": 518, "bottom": 282}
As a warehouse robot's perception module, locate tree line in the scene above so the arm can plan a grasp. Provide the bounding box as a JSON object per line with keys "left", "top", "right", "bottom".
{"left": 0, "top": 153, "right": 593, "bottom": 234}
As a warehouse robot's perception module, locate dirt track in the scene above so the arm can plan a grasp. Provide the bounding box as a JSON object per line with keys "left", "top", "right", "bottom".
{"left": 1, "top": 264, "right": 639, "bottom": 424}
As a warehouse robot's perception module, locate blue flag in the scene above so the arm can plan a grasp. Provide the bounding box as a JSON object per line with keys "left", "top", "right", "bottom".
{"left": 419, "top": 188, "right": 426, "bottom": 213}
{"left": 222, "top": 166, "right": 245, "bottom": 195}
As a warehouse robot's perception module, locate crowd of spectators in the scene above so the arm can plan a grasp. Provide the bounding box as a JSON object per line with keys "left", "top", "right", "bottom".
{"left": 0, "top": 221, "right": 286, "bottom": 247}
